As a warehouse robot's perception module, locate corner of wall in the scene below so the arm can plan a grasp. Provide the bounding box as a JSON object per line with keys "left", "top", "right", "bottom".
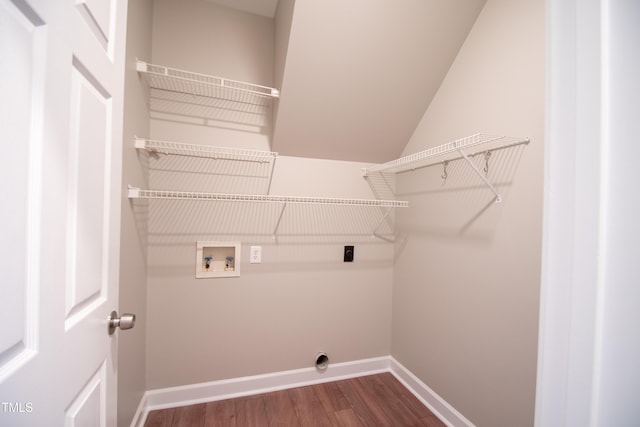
{"left": 391, "top": 0, "right": 545, "bottom": 425}
{"left": 118, "top": 0, "right": 153, "bottom": 426}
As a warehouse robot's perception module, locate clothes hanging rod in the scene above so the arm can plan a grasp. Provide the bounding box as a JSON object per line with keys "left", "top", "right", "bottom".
{"left": 134, "top": 138, "right": 278, "bottom": 163}
{"left": 127, "top": 187, "right": 409, "bottom": 208}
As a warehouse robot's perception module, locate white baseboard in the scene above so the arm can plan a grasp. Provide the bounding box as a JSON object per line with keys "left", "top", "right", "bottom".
{"left": 389, "top": 358, "right": 475, "bottom": 427}
{"left": 131, "top": 356, "right": 472, "bottom": 427}
{"left": 131, "top": 356, "right": 389, "bottom": 426}
{"left": 130, "top": 394, "right": 147, "bottom": 427}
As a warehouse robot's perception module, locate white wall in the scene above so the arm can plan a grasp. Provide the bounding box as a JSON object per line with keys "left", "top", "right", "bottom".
{"left": 149, "top": 0, "right": 275, "bottom": 152}
{"left": 144, "top": 0, "right": 394, "bottom": 390}
{"left": 118, "top": 0, "right": 153, "bottom": 426}
{"left": 391, "top": 0, "right": 544, "bottom": 426}
{"left": 145, "top": 155, "right": 394, "bottom": 389}
{"left": 151, "top": 0, "right": 273, "bottom": 87}
{"left": 273, "top": 0, "right": 295, "bottom": 93}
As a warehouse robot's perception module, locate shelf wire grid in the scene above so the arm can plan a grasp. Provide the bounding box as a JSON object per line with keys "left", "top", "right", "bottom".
{"left": 136, "top": 138, "right": 277, "bottom": 163}
{"left": 128, "top": 188, "right": 408, "bottom": 208}
{"left": 364, "top": 134, "right": 529, "bottom": 174}
{"left": 138, "top": 61, "right": 280, "bottom": 108}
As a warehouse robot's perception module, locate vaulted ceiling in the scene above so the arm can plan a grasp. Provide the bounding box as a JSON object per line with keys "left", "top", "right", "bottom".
{"left": 205, "top": 0, "right": 486, "bottom": 163}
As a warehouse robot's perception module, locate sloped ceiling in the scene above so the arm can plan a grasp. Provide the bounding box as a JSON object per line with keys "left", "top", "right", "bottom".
{"left": 207, "top": 0, "right": 487, "bottom": 163}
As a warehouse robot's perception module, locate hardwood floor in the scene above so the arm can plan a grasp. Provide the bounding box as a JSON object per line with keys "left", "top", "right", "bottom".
{"left": 144, "top": 373, "right": 446, "bottom": 427}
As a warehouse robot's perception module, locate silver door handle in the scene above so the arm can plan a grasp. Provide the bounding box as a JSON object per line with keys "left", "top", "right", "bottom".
{"left": 108, "top": 310, "right": 136, "bottom": 335}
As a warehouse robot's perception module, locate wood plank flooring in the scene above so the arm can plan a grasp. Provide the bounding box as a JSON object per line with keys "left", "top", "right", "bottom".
{"left": 144, "top": 373, "right": 445, "bottom": 427}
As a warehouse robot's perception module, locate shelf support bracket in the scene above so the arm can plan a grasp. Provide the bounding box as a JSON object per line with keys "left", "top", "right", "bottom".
{"left": 273, "top": 203, "right": 287, "bottom": 239}
{"left": 127, "top": 186, "right": 141, "bottom": 199}
{"left": 266, "top": 156, "right": 277, "bottom": 195}
{"left": 371, "top": 206, "right": 394, "bottom": 238}
{"left": 457, "top": 148, "right": 502, "bottom": 203}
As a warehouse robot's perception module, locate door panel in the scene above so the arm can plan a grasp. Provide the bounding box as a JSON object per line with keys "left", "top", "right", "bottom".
{"left": 76, "top": 0, "right": 113, "bottom": 51}
{"left": 64, "top": 362, "right": 106, "bottom": 427}
{"left": 65, "top": 59, "right": 110, "bottom": 326}
{"left": 0, "top": 0, "right": 127, "bottom": 425}
{"left": 0, "top": 0, "right": 45, "bottom": 381}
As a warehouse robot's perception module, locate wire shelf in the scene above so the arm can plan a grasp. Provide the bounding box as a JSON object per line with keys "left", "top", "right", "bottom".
{"left": 135, "top": 138, "right": 278, "bottom": 163}
{"left": 137, "top": 60, "right": 280, "bottom": 108}
{"left": 128, "top": 187, "right": 408, "bottom": 208}
{"left": 363, "top": 134, "right": 529, "bottom": 175}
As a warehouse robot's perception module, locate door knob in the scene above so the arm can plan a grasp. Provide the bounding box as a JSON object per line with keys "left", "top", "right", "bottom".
{"left": 108, "top": 310, "right": 136, "bottom": 335}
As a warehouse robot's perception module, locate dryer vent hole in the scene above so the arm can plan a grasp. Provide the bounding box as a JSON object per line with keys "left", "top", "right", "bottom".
{"left": 315, "top": 353, "right": 329, "bottom": 371}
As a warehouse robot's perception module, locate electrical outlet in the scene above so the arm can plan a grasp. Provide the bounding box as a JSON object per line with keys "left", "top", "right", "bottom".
{"left": 250, "top": 246, "right": 262, "bottom": 263}
{"left": 344, "top": 245, "right": 354, "bottom": 262}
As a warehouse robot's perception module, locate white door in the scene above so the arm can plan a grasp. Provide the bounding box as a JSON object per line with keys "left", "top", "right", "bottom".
{"left": 0, "top": 0, "right": 128, "bottom": 425}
